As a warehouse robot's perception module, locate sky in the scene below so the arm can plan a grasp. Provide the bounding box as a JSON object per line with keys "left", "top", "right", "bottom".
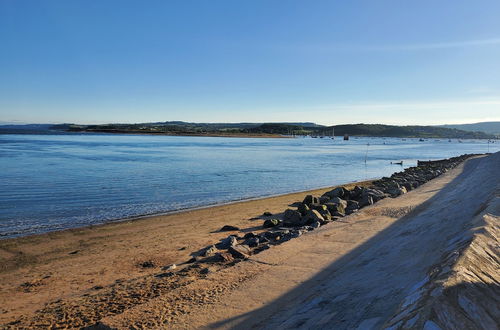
{"left": 1, "top": 1, "right": 500, "bottom": 126}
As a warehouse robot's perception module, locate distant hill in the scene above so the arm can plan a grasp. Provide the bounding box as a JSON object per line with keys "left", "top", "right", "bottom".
{"left": 325, "top": 124, "right": 493, "bottom": 139}
{"left": 47, "top": 122, "right": 495, "bottom": 139}
{"left": 438, "top": 122, "right": 500, "bottom": 136}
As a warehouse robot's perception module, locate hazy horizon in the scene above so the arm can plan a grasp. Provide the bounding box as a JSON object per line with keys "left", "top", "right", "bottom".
{"left": 1, "top": 1, "right": 499, "bottom": 125}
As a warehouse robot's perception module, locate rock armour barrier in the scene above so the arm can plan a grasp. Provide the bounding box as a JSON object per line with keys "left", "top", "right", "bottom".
{"left": 181, "top": 154, "right": 479, "bottom": 268}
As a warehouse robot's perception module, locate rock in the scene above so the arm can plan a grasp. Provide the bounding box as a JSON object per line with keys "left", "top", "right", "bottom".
{"left": 359, "top": 194, "right": 374, "bottom": 207}
{"left": 263, "top": 231, "right": 281, "bottom": 240}
{"left": 200, "top": 267, "right": 213, "bottom": 275}
{"left": 162, "top": 264, "right": 177, "bottom": 271}
{"left": 362, "top": 188, "right": 386, "bottom": 202}
{"left": 258, "top": 235, "right": 270, "bottom": 244}
{"left": 228, "top": 244, "right": 252, "bottom": 259}
{"left": 346, "top": 200, "right": 360, "bottom": 214}
{"left": 283, "top": 209, "right": 304, "bottom": 226}
{"left": 202, "top": 245, "right": 219, "bottom": 257}
{"left": 330, "top": 197, "right": 348, "bottom": 209}
{"left": 219, "top": 225, "right": 240, "bottom": 232}
{"left": 263, "top": 218, "right": 280, "bottom": 228}
{"left": 387, "top": 186, "right": 407, "bottom": 197}
{"left": 243, "top": 232, "right": 256, "bottom": 239}
{"left": 262, "top": 211, "right": 273, "bottom": 216}
{"left": 319, "top": 196, "right": 330, "bottom": 204}
{"left": 311, "top": 221, "right": 321, "bottom": 229}
{"left": 244, "top": 237, "right": 260, "bottom": 247}
{"left": 325, "top": 202, "right": 345, "bottom": 216}
{"left": 297, "top": 203, "right": 310, "bottom": 216}
{"left": 304, "top": 209, "right": 325, "bottom": 224}
{"left": 324, "top": 187, "right": 347, "bottom": 199}
{"left": 217, "top": 235, "right": 238, "bottom": 249}
{"left": 141, "top": 261, "right": 155, "bottom": 268}
{"left": 310, "top": 204, "right": 328, "bottom": 212}
{"left": 303, "top": 195, "right": 319, "bottom": 206}
{"left": 216, "top": 252, "right": 234, "bottom": 262}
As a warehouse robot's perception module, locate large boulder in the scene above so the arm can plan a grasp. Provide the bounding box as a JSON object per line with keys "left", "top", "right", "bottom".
{"left": 297, "top": 203, "right": 310, "bottom": 216}
{"left": 302, "top": 195, "right": 319, "bottom": 206}
{"left": 323, "top": 187, "right": 348, "bottom": 199}
{"left": 283, "top": 209, "right": 304, "bottom": 226}
{"left": 324, "top": 202, "right": 345, "bottom": 216}
{"left": 319, "top": 196, "right": 330, "bottom": 204}
{"left": 346, "top": 200, "right": 360, "bottom": 214}
{"left": 387, "top": 186, "right": 407, "bottom": 197}
{"left": 304, "top": 210, "right": 325, "bottom": 224}
{"left": 359, "top": 194, "right": 373, "bottom": 207}
{"left": 330, "top": 197, "right": 348, "bottom": 209}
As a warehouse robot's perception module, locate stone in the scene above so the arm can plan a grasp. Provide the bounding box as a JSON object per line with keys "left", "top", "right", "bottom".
{"left": 304, "top": 209, "right": 325, "bottom": 224}
{"left": 217, "top": 235, "right": 238, "bottom": 249}
{"left": 387, "top": 186, "right": 407, "bottom": 197}
{"left": 243, "top": 232, "right": 256, "bottom": 239}
{"left": 311, "top": 221, "right": 321, "bottom": 229}
{"left": 310, "top": 204, "right": 328, "bottom": 212}
{"left": 303, "top": 195, "right": 319, "bottom": 206}
{"left": 219, "top": 225, "right": 240, "bottom": 232}
{"left": 228, "top": 244, "right": 252, "bottom": 259}
{"left": 258, "top": 235, "right": 270, "bottom": 244}
{"left": 319, "top": 196, "right": 330, "bottom": 204}
{"left": 359, "top": 194, "right": 374, "bottom": 207}
{"left": 262, "top": 211, "right": 273, "bottom": 216}
{"left": 325, "top": 202, "right": 345, "bottom": 216}
{"left": 216, "top": 252, "right": 234, "bottom": 262}
{"left": 141, "top": 261, "right": 155, "bottom": 268}
{"left": 202, "top": 245, "right": 218, "bottom": 257}
{"left": 346, "top": 200, "right": 360, "bottom": 214}
{"left": 200, "top": 267, "right": 213, "bottom": 275}
{"left": 283, "top": 209, "right": 304, "bottom": 226}
{"left": 162, "top": 264, "right": 177, "bottom": 271}
{"left": 297, "top": 203, "right": 310, "bottom": 216}
{"left": 330, "top": 197, "right": 348, "bottom": 209}
{"left": 244, "top": 237, "right": 260, "bottom": 247}
{"left": 263, "top": 219, "right": 280, "bottom": 228}
{"left": 324, "top": 187, "right": 347, "bottom": 199}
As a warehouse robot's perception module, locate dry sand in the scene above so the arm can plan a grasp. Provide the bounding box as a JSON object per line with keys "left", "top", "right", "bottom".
{"left": 1, "top": 154, "right": 498, "bottom": 329}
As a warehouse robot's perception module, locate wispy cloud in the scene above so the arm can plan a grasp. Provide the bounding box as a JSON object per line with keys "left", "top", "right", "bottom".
{"left": 352, "top": 38, "right": 500, "bottom": 52}
{"left": 270, "top": 38, "right": 500, "bottom": 53}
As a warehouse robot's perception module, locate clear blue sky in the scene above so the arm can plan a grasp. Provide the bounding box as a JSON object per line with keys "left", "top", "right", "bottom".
{"left": 1, "top": 1, "right": 499, "bottom": 125}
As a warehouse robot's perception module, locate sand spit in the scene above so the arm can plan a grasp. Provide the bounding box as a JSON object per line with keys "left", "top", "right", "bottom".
{"left": 1, "top": 153, "right": 498, "bottom": 329}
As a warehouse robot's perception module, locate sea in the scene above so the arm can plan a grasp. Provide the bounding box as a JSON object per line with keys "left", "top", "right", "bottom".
{"left": 1, "top": 133, "right": 498, "bottom": 238}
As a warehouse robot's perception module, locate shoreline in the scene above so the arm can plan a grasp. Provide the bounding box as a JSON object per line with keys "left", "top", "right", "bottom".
{"left": 0, "top": 179, "right": 377, "bottom": 241}
{"left": 0, "top": 179, "right": 374, "bottom": 325}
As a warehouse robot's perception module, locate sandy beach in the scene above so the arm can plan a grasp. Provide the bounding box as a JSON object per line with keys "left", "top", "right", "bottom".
{"left": 1, "top": 153, "right": 498, "bottom": 329}
{"left": 0, "top": 182, "right": 371, "bottom": 327}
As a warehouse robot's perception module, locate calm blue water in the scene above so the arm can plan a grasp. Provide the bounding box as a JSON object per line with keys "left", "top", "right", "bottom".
{"left": 1, "top": 134, "right": 498, "bottom": 238}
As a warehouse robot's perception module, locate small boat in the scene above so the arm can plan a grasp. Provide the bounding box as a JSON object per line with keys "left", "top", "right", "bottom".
{"left": 391, "top": 161, "right": 403, "bottom": 165}
{"left": 419, "top": 138, "right": 425, "bottom": 142}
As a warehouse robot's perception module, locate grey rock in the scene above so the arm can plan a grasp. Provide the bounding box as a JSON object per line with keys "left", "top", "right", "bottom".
{"left": 202, "top": 245, "right": 219, "bottom": 257}
{"left": 228, "top": 244, "right": 252, "bottom": 259}
{"left": 304, "top": 209, "right": 325, "bottom": 224}
{"left": 217, "top": 235, "right": 238, "bottom": 249}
